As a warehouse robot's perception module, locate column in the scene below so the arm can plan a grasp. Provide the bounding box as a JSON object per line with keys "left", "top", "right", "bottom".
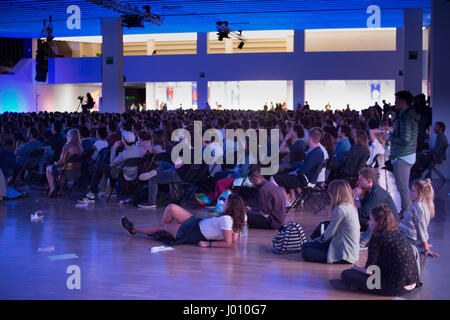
{"left": 146, "top": 39, "right": 156, "bottom": 55}
{"left": 395, "top": 28, "right": 404, "bottom": 92}
{"left": 293, "top": 30, "right": 305, "bottom": 109}
{"left": 431, "top": 0, "right": 450, "bottom": 178}
{"left": 101, "top": 18, "right": 124, "bottom": 113}
{"left": 402, "top": 8, "right": 423, "bottom": 96}
{"left": 197, "top": 32, "right": 208, "bottom": 109}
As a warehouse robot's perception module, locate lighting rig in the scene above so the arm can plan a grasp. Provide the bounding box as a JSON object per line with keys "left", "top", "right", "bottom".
{"left": 86, "top": 1, "right": 163, "bottom": 27}
{"left": 216, "top": 21, "right": 246, "bottom": 49}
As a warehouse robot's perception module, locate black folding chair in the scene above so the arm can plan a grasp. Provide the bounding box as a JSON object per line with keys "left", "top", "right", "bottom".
{"left": 425, "top": 145, "right": 448, "bottom": 188}
{"left": 107, "top": 157, "right": 142, "bottom": 203}
{"left": 287, "top": 161, "right": 331, "bottom": 214}
{"left": 58, "top": 153, "right": 85, "bottom": 199}
{"left": 13, "top": 149, "right": 45, "bottom": 186}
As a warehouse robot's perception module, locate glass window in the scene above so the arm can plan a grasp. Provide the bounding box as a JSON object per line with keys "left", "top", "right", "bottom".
{"left": 304, "top": 80, "right": 395, "bottom": 111}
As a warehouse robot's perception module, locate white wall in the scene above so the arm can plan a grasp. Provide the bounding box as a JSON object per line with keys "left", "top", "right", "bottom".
{"left": 36, "top": 83, "right": 101, "bottom": 112}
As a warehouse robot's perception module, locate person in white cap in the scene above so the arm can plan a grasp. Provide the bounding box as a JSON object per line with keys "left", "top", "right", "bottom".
{"left": 79, "top": 130, "right": 140, "bottom": 203}
{"left": 110, "top": 130, "right": 141, "bottom": 180}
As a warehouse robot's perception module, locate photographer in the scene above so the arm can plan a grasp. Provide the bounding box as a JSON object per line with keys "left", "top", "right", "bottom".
{"left": 81, "top": 93, "right": 95, "bottom": 113}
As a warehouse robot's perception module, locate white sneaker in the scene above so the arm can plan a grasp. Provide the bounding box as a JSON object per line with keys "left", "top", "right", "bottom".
{"left": 78, "top": 197, "right": 95, "bottom": 204}
{"left": 138, "top": 202, "right": 157, "bottom": 209}
{"left": 139, "top": 170, "right": 157, "bottom": 181}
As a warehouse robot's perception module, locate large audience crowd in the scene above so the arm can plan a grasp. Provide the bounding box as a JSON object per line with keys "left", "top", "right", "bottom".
{"left": 0, "top": 90, "right": 447, "bottom": 297}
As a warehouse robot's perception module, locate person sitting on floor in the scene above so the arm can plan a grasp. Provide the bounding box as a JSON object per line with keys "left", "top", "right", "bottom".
{"left": 120, "top": 194, "right": 245, "bottom": 248}
{"left": 301, "top": 179, "right": 360, "bottom": 264}
{"left": 246, "top": 166, "right": 286, "bottom": 230}
{"left": 270, "top": 127, "right": 324, "bottom": 205}
{"left": 400, "top": 179, "right": 439, "bottom": 257}
{"left": 355, "top": 167, "right": 399, "bottom": 233}
{"left": 334, "top": 204, "right": 421, "bottom": 297}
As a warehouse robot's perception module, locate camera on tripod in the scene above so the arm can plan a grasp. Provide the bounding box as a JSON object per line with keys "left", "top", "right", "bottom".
{"left": 78, "top": 96, "right": 84, "bottom": 102}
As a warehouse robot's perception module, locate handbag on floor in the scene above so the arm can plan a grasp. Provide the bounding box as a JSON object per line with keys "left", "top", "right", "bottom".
{"left": 272, "top": 222, "right": 308, "bottom": 254}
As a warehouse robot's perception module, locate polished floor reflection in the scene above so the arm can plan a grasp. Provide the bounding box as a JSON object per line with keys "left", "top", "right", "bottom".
{"left": 0, "top": 181, "right": 448, "bottom": 300}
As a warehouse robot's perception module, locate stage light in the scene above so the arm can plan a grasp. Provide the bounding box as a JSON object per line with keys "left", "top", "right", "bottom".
{"left": 238, "top": 41, "right": 245, "bottom": 49}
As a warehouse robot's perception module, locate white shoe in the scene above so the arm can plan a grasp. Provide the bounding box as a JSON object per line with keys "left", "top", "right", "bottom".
{"left": 137, "top": 202, "right": 157, "bottom": 209}
{"left": 78, "top": 197, "right": 95, "bottom": 204}
{"left": 139, "top": 170, "right": 157, "bottom": 181}
{"left": 285, "top": 201, "right": 292, "bottom": 208}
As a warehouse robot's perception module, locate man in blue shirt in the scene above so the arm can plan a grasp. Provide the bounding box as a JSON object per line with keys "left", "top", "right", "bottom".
{"left": 14, "top": 127, "right": 43, "bottom": 167}
{"left": 331, "top": 125, "right": 352, "bottom": 168}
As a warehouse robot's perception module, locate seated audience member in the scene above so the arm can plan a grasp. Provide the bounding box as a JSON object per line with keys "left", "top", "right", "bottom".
{"left": 331, "top": 125, "right": 352, "bottom": 169}
{"left": 335, "top": 130, "right": 370, "bottom": 180}
{"left": 431, "top": 121, "right": 448, "bottom": 163}
{"left": 107, "top": 122, "right": 121, "bottom": 148}
{"left": 43, "top": 121, "right": 65, "bottom": 161}
{"left": 279, "top": 124, "right": 306, "bottom": 166}
{"left": 136, "top": 131, "right": 152, "bottom": 156}
{"left": 335, "top": 204, "right": 421, "bottom": 297}
{"left": 110, "top": 130, "right": 140, "bottom": 180}
{"left": 46, "top": 129, "right": 84, "bottom": 198}
{"left": 121, "top": 194, "right": 245, "bottom": 248}
{"left": 400, "top": 179, "right": 439, "bottom": 257}
{"left": 246, "top": 166, "right": 286, "bottom": 230}
{"left": 14, "top": 127, "right": 43, "bottom": 168}
{"left": 355, "top": 167, "right": 399, "bottom": 233}
{"left": 412, "top": 121, "right": 448, "bottom": 180}
{"left": 271, "top": 127, "right": 324, "bottom": 204}
{"left": 79, "top": 126, "right": 94, "bottom": 155}
{"left": 366, "top": 128, "right": 388, "bottom": 167}
{"left": 91, "top": 127, "right": 109, "bottom": 161}
{"left": 301, "top": 180, "right": 360, "bottom": 264}
{"left": 0, "top": 139, "right": 16, "bottom": 179}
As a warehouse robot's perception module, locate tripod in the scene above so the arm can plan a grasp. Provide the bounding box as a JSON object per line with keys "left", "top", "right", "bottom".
{"left": 75, "top": 97, "right": 84, "bottom": 113}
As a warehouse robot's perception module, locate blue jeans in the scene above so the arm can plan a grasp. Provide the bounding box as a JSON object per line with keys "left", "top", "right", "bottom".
{"left": 301, "top": 240, "right": 330, "bottom": 263}
{"left": 361, "top": 227, "right": 373, "bottom": 244}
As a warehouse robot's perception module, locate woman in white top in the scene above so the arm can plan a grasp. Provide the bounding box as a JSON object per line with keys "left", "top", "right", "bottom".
{"left": 120, "top": 194, "right": 246, "bottom": 248}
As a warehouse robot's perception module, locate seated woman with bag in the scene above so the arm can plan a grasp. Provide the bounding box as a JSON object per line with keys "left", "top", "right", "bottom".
{"left": 301, "top": 179, "right": 360, "bottom": 264}
{"left": 120, "top": 194, "right": 245, "bottom": 248}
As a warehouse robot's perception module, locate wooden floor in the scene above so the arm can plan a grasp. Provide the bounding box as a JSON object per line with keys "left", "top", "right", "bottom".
{"left": 0, "top": 180, "right": 449, "bottom": 300}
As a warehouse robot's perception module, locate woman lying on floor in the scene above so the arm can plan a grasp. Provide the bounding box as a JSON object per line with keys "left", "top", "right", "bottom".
{"left": 120, "top": 194, "right": 245, "bottom": 248}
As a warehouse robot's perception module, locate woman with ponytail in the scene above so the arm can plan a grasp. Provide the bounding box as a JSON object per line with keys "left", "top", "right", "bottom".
{"left": 399, "top": 179, "right": 439, "bottom": 257}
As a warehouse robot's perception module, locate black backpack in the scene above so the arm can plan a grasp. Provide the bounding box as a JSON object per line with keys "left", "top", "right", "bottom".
{"left": 272, "top": 222, "right": 308, "bottom": 254}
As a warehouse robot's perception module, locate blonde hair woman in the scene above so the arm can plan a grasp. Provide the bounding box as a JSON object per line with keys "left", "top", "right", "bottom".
{"left": 400, "top": 179, "right": 439, "bottom": 257}
{"left": 46, "top": 129, "right": 83, "bottom": 197}
{"left": 301, "top": 179, "right": 361, "bottom": 264}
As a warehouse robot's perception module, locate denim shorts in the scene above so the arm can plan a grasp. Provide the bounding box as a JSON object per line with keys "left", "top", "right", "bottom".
{"left": 175, "top": 216, "right": 207, "bottom": 245}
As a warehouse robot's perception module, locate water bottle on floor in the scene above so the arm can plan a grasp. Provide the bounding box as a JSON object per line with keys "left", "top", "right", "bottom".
{"left": 240, "top": 214, "right": 248, "bottom": 238}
